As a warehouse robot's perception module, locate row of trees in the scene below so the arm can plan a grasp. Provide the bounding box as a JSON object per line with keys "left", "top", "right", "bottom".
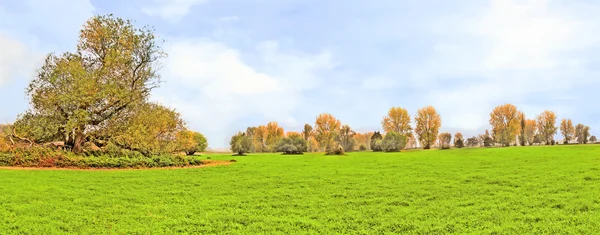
{"left": 1, "top": 15, "right": 208, "bottom": 156}
{"left": 230, "top": 104, "right": 597, "bottom": 154}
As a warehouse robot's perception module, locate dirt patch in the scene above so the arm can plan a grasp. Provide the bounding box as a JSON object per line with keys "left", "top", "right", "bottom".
{"left": 0, "top": 160, "right": 233, "bottom": 171}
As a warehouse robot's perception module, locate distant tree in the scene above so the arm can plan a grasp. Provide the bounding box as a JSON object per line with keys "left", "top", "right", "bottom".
{"left": 307, "top": 137, "right": 320, "bottom": 152}
{"left": 590, "top": 135, "right": 597, "bottom": 143}
{"left": 370, "top": 131, "right": 384, "bottom": 152}
{"left": 353, "top": 132, "right": 372, "bottom": 151}
{"left": 466, "top": 136, "right": 480, "bottom": 147}
{"left": 438, "top": 133, "right": 452, "bottom": 149}
{"left": 276, "top": 135, "right": 308, "bottom": 155}
{"left": 286, "top": 132, "right": 302, "bottom": 139}
{"left": 302, "top": 124, "right": 313, "bottom": 141}
{"left": 358, "top": 144, "right": 367, "bottom": 151}
{"left": 381, "top": 132, "right": 408, "bottom": 152}
{"left": 230, "top": 132, "right": 253, "bottom": 156}
{"left": 479, "top": 130, "right": 494, "bottom": 147}
{"left": 577, "top": 125, "right": 591, "bottom": 144}
{"left": 175, "top": 130, "right": 208, "bottom": 155}
{"left": 406, "top": 134, "right": 417, "bottom": 149}
{"left": 314, "top": 113, "right": 342, "bottom": 151}
{"left": 489, "top": 104, "right": 521, "bottom": 147}
{"left": 265, "top": 122, "right": 284, "bottom": 152}
{"left": 560, "top": 119, "right": 575, "bottom": 144}
{"left": 533, "top": 134, "right": 543, "bottom": 145}
{"left": 519, "top": 113, "right": 526, "bottom": 146}
{"left": 454, "top": 132, "right": 465, "bottom": 148}
{"left": 251, "top": 125, "right": 268, "bottom": 152}
{"left": 524, "top": 119, "right": 537, "bottom": 146}
{"left": 337, "top": 125, "right": 357, "bottom": 152}
{"left": 382, "top": 107, "right": 412, "bottom": 137}
{"left": 415, "top": 106, "right": 441, "bottom": 149}
{"left": 537, "top": 110, "right": 557, "bottom": 145}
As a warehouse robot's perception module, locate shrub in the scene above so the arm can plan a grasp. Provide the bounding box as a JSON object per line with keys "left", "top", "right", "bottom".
{"left": 371, "top": 139, "right": 383, "bottom": 152}
{"left": 276, "top": 136, "right": 308, "bottom": 155}
{"left": 0, "top": 147, "right": 206, "bottom": 168}
{"left": 381, "top": 132, "right": 407, "bottom": 152}
{"left": 325, "top": 144, "right": 345, "bottom": 155}
{"left": 370, "top": 132, "right": 383, "bottom": 152}
{"left": 359, "top": 144, "right": 367, "bottom": 151}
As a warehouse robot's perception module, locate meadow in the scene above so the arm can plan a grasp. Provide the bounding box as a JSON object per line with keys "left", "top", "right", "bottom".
{"left": 1, "top": 145, "right": 599, "bottom": 234}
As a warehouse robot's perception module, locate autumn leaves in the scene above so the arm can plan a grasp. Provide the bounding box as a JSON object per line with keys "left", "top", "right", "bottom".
{"left": 489, "top": 104, "right": 593, "bottom": 146}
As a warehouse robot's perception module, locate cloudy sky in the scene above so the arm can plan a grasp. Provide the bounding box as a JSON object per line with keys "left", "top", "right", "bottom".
{"left": 1, "top": 0, "right": 599, "bottom": 148}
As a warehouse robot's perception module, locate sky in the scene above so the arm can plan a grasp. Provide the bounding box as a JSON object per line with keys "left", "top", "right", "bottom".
{"left": 1, "top": 0, "right": 600, "bottom": 148}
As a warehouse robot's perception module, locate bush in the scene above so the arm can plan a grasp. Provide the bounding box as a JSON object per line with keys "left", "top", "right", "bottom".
{"left": 325, "top": 144, "right": 345, "bottom": 155}
{"left": 381, "top": 132, "right": 408, "bottom": 152}
{"left": 0, "top": 147, "right": 206, "bottom": 168}
{"left": 370, "top": 132, "right": 383, "bottom": 152}
{"left": 276, "top": 136, "right": 307, "bottom": 155}
{"left": 359, "top": 144, "right": 367, "bottom": 151}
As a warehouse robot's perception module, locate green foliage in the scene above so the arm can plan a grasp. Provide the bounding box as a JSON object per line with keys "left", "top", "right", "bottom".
{"left": 230, "top": 132, "right": 253, "bottom": 156}
{"left": 381, "top": 132, "right": 408, "bottom": 152}
{"left": 106, "top": 103, "right": 185, "bottom": 156}
{"left": 276, "top": 136, "right": 308, "bottom": 155}
{"left": 370, "top": 131, "right": 383, "bottom": 152}
{"left": 19, "top": 14, "right": 166, "bottom": 153}
{"left": 359, "top": 144, "right": 367, "bottom": 151}
{"left": 590, "top": 136, "right": 597, "bottom": 143}
{"left": 174, "top": 130, "right": 208, "bottom": 155}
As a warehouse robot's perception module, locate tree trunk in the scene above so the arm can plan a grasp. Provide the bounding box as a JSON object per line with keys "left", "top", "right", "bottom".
{"left": 72, "top": 129, "right": 86, "bottom": 154}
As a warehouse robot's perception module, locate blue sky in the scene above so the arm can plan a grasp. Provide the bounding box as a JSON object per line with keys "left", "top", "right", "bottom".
{"left": 1, "top": 0, "right": 600, "bottom": 148}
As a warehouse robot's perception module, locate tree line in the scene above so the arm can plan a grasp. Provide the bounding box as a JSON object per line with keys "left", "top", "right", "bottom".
{"left": 230, "top": 104, "right": 597, "bottom": 155}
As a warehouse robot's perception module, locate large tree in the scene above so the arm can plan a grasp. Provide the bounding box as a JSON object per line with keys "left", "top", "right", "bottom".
{"left": 19, "top": 14, "right": 166, "bottom": 153}
{"left": 536, "top": 110, "right": 557, "bottom": 145}
{"left": 314, "top": 113, "right": 341, "bottom": 150}
{"left": 381, "top": 107, "right": 412, "bottom": 137}
{"left": 414, "top": 106, "right": 441, "bottom": 149}
{"left": 489, "top": 104, "right": 521, "bottom": 147}
{"left": 559, "top": 119, "right": 575, "bottom": 144}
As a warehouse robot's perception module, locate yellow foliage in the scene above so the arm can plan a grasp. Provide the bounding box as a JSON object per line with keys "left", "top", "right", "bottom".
{"left": 489, "top": 104, "right": 521, "bottom": 147}
{"left": 382, "top": 107, "right": 412, "bottom": 136}
{"left": 415, "top": 106, "right": 441, "bottom": 149}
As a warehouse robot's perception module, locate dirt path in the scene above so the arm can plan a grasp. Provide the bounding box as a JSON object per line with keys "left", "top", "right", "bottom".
{"left": 0, "top": 160, "right": 233, "bottom": 171}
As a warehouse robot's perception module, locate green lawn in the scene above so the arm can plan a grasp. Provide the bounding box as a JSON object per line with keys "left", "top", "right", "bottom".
{"left": 1, "top": 145, "right": 599, "bottom": 234}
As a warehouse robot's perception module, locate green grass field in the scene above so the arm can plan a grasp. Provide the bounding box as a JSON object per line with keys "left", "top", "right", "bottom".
{"left": 1, "top": 145, "right": 599, "bottom": 234}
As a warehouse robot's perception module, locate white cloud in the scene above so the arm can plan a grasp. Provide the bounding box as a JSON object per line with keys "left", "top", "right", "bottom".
{"left": 142, "top": 0, "right": 208, "bottom": 22}
{"left": 412, "top": 0, "right": 600, "bottom": 133}
{"left": 0, "top": 34, "right": 32, "bottom": 86}
{"left": 153, "top": 38, "right": 333, "bottom": 147}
